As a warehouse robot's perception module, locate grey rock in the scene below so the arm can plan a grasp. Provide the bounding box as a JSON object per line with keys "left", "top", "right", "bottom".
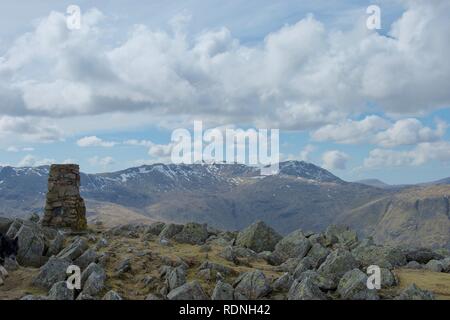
{"left": 395, "top": 284, "right": 435, "bottom": 300}
{"left": 48, "top": 281, "right": 75, "bottom": 300}
{"left": 295, "top": 270, "right": 336, "bottom": 290}
{"left": 167, "top": 266, "right": 187, "bottom": 291}
{"left": 167, "top": 281, "right": 209, "bottom": 300}
{"left": 287, "top": 278, "right": 327, "bottom": 300}
{"left": 115, "top": 258, "right": 132, "bottom": 275}
{"left": 318, "top": 249, "right": 359, "bottom": 281}
{"left": 199, "top": 261, "right": 234, "bottom": 276}
{"left": 145, "top": 222, "right": 166, "bottom": 236}
{"left": 380, "top": 268, "right": 397, "bottom": 288}
{"left": 159, "top": 224, "right": 183, "bottom": 240}
{"left": 425, "top": 260, "right": 444, "bottom": 272}
{"left": 174, "top": 223, "right": 209, "bottom": 245}
{"left": 352, "top": 244, "right": 406, "bottom": 269}
{"left": 32, "top": 256, "right": 71, "bottom": 290}
{"left": 145, "top": 293, "right": 162, "bottom": 300}
{"left": 46, "top": 231, "right": 64, "bottom": 257}
{"left": 57, "top": 237, "right": 88, "bottom": 261}
{"left": 273, "top": 273, "right": 294, "bottom": 292}
{"left": 441, "top": 257, "right": 450, "bottom": 272}
{"left": 306, "top": 243, "right": 330, "bottom": 268}
{"left": 337, "top": 269, "right": 379, "bottom": 300}
{"left": 103, "top": 290, "right": 123, "bottom": 300}
{"left": 293, "top": 257, "right": 316, "bottom": 279}
{"left": 74, "top": 249, "right": 98, "bottom": 270}
{"left": 275, "top": 258, "right": 302, "bottom": 273}
{"left": 21, "top": 295, "right": 48, "bottom": 300}
{"left": 81, "top": 263, "right": 105, "bottom": 286}
{"left": 76, "top": 293, "right": 96, "bottom": 300}
{"left": 212, "top": 281, "right": 234, "bottom": 300}
{"left": 15, "top": 224, "right": 46, "bottom": 267}
{"left": 3, "top": 257, "right": 19, "bottom": 271}
{"left": 82, "top": 271, "right": 106, "bottom": 296}
{"left": 325, "top": 225, "right": 358, "bottom": 248}
{"left": 233, "top": 270, "right": 271, "bottom": 300}
{"left": 273, "top": 230, "right": 311, "bottom": 263}
{"left": 236, "top": 221, "right": 282, "bottom": 253}
{"left": 405, "top": 248, "right": 443, "bottom": 264}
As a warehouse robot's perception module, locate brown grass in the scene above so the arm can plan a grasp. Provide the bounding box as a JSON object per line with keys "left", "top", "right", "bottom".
{"left": 393, "top": 269, "right": 450, "bottom": 300}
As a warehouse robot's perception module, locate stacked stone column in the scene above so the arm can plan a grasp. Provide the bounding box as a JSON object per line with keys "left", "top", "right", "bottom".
{"left": 42, "top": 164, "right": 87, "bottom": 230}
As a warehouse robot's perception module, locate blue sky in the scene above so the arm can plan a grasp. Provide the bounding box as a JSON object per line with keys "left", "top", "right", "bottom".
{"left": 0, "top": 0, "right": 449, "bottom": 184}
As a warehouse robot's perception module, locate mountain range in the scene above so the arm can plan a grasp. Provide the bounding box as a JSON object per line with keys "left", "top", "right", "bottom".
{"left": 0, "top": 161, "right": 449, "bottom": 248}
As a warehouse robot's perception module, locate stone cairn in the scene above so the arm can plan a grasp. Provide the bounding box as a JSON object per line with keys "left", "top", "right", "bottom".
{"left": 41, "top": 164, "right": 87, "bottom": 231}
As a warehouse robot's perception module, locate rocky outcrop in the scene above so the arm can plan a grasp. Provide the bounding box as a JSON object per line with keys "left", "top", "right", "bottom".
{"left": 42, "top": 164, "right": 87, "bottom": 231}
{"left": 233, "top": 270, "right": 271, "bottom": 300}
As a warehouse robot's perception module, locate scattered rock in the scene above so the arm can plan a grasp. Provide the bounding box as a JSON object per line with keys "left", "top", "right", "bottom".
{"left": 352, "top": 244, "right": 406, "bottom": 269}
{"left": 82, "top": 271, "right": 106, "bottom": 297}
{"left": 234, "top": 270, "right": 271, "bottom": 300}
{"left": 167, "top": 267, "right": 187, "bottom": 291}
{"left": 306, "top": 243, "right": 330, "bottom": 268}
{"left": 287, "top": 278, "right": 327, "bottom": 300}
{"left": 74, "top": 248, "right": 98, "bottom": 270}
{"left": 167, "top": 281, "right": 209, "bottom": 300}
{"left": 318, "top": 249, "right": 359, "bottom": 281}
{"left": 3, "top": 257, "right": 19, "bottom": 271}
{"left": 145, "top": 293, "right": 162, "bottom": 300}
{"left": 115, "top": 258, "right": 132, "bottom": 275}
{"left": 159, "top": 224, "right": 183, "bottom": 240}
{"left": 337, "top": 269, "right": 379, "bottom": 300}
{"left": 48, "top": 281, "right": 75, "bottom": 300}
{"left": 405, "top": 248, "right": 443, "bottom": 264}
{"left": 32, "top": 256, "right": 71, "bottom": 290}
{"left": 380, "top": 268, "right": 397, "bottom": 288}
{"left": 273, "top": 273, "right": 294, "bottom": 292}
{"left": 425, "top": 260, "right": 444, "bottom": 272}
{"left": 15, "top": 224, "right": 46, "bottom": 267}
{"left": 272, "top": 230, "right": 311, "bottom": 263}
{"left": 295, "top": 270, "right": 336, "bottom": 290}
{"left": 145, "top": 222, "right": 166, "bottom": 236}
{"left": 325, "top": 225, "right": 358, "bottom": 248}
{"left": 174, "top": 223, "right": 209, "bottom": 245}
{"left": 405, "top": 261, "right": 423, "bottom": 269}
{"left": 212, "top": 281, "right": 234, "bottom": 300}
{"left": 395, "top": 284, "right": 435, "bottom": 300}
{"left": 293, "top": 257, "right": 316, "bottom": 279}
{"left": 21, "top": 295, "right": 48, "bottom": 300}
{"left": 236, "top": 221, "right": 282, "bottom": 253}
{"left": 57, "top": 237, "right": 88, "bottom": 261}
{"left": 81, "top": 263, "right": 105, "bottom": 286}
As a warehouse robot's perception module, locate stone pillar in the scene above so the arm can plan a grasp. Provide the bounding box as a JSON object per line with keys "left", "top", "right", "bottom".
{"left": 42, "top": 164, "right": 87, "bottom": 230}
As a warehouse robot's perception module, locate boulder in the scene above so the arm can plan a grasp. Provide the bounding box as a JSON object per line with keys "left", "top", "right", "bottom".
{"left": 145, "top": 222, "right": 166, "bottom": 236}
{"left": 324, "top": 225, "right": 358, "bottom": 248}
{"left": 81, "top": 263, "right": 105, "bottom": 286}
{"left": 405, "top": 261, "right": 423, "bottom": 269}
{"left": 306, "top": 243, "right": 330, "bottom": 268}
{"left": 287, "top": 278, "right": 327, "bottom": 300}
{"left": 32, "top": 256, "right": 71, "bottom": 290}
{"left": 272, "top": 230, "right": 311, "bottom": 263}
{"left": 211, "top": 281, "right": 234, "bottom": 300}
{"left": 15, "top": 224, "right": 46, "bottom": 267}
{"left": 337, "top": 269, "right": 379, "bottom": 300}
{"left": 159, "top": 224, "right": 183, "bottom": 240}
{"left": 57, "top": 237, "right": 88, "bottom": 261}
{"left": 352, "top": 244, "right": 406, "bottom": 269}
{"left": 318, "top": 249, "right": 359, "bottom": 281}
{"left": 405, "top": 248, "right": 443, "bottom": 264}
{"left": 380, "top": 268, "right": 397, "bottom": 288}
{"left": 82, "top": 271, "right": 106, "bottom": 297}
{"left": 167, "top": 281, "right": 209, "bottom": 300}
{"left": 46, "top": 231, "right": 64, "bottom": 257}
{"left": 295, "top": 270, "right": 336, "bottom": 290}
{"left": 441, "top": 257, "right": 450, "bottom": 272}
{"left": 395, "top": 284, "right": 435, "bottom": 300}
{"left": 21, "top": 295, "right": 48, "bottom": 300}
{"left": 3, "top": 257, "right": 19, "bottom": 271}
{"left": 233, "top": 270, "right": 271, "bottom": 300}
{"left": 103, "top": 290, "right": 123, "bottom": 300}
{"left": 236, "top": 221, "right": 282, "bottom": 253}
{"left": 275, "top": 258, "right": 302, "bottom": 274}
{"left": 425, "top": 260, "right": 444, "bottom": 272}
{"left": 292, "top": 257, "right": 316, "bottom": 279}
{"left": 0, "top": 217, "right": 12, "bottom": 234}
{"left": 198, "top": 261, "right": 235, "bottom": 276}
{"left": 167, "top": 266, "right": 187, "bottom": 291}
{"left": 272, "top": 273, "right": 294, "bottom": 292}
{"left": 115, "top": 258, "right": 132, "bottom": 275}
{"left": 48, "top": 281, "right": 75, "bottom": 300}
{"left": 174, "top": 223, "right": 209, "bottom": 245}
{"left": 74, "top": 249, "right": 98, "bottom": 270}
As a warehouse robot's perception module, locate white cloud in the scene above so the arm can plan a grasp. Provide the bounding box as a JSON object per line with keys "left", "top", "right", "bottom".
{"left": 322, "top": 150, "right": 350, "bottom": 170}
{"left": 0, "top": 1, "right": 448, "bottom": 133}
{"left": 299, "top": 144, "right": 316, "bottom": 162}
{"left": 374, "top": 118, "right": 447, "bottom": 148}
{"left": 88, "top": 156, "right": 115, "bottom": 166}
{"left": 312, "top": 116, "right": 447, "bottom": 147}
{"left": 0, "top": 116, "right": 63, "bottom": 143}
{"left": 17, "top": 154, "right": 54, "bottom": 167}
{"left": 77, "top": 136, "right": 116, "bottom": 147}
{"left": 364, "top": 141, "right": 450, "bottom": 168}
{"left": 6, "top": 146, "right": 34, "bottom": 152}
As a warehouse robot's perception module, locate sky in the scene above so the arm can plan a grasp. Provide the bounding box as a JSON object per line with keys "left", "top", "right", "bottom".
{"left": 0, "top": 0, "right": 449, "bottom": 184}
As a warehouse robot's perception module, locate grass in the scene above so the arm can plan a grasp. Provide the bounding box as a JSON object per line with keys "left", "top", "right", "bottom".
{"left": 393, "top": 269, "right": 450, "bottom": 300}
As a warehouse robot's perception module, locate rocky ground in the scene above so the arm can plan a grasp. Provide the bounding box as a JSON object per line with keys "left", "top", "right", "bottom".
{"left": 1, "top": 217, "right": 450, "bottom": 300}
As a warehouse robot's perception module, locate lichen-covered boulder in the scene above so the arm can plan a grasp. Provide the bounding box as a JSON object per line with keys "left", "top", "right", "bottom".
{"left": 236, "top": 221, "right": 282, "bottom": 253}
{"left": 272, "top": 229, "right": 311, "bottom": 263}
{"left": 324, "top": 225, "right": 358, "bottom": 248}
{"left": 15, "top": 224, "right": 46, "bottom": 267}
{"left": 318, "top": 249, "right": 359, "bottom": 281}
{"left": 233, "top": 270, "right": 271, "bottom": 300}
{"left": 425, "top": 260, "right": 444, "bottom": 272}
{"left": 167, "top": 281, "right": 209, "bottom": 300}
{"left": 405, "top": 248, "right": 443, "bottom": 264}
{"left": 32, "top": 256, "right": 71, "bottom": 290}
{"left": 48, "top": 281, "right": 75, "bottom": 300}
{"left": 337, "top": 269, "right": 379, "bottom": 300}
{"left": 352, "top": 244, "right": 406, "bottom": 269}
{"left": 212, "top": 281, "right": 234, "bottom": 300}
{"left": 395, "top": 284, "right": 435, "bottom": 300}
{"left": 174, "top": 223, "right": 209, "bottom": 245}
{"left": 287, "top": 278, "right": 327, "bottom": 300}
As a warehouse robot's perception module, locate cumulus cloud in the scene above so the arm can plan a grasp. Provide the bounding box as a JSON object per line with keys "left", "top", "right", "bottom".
{"left": 88, "top": 156, "right": 115, "bottom": 166}
{"left": 0, "top": 1, "right": 448, "bottom": 133}
{"left": 312, "top": 116, "right": 447, "bottom": 147}
{"left": 322, "top": 150, "right": 350, "bottom": 170}
{"left": 364, "top": 141, "right": 450, "bottom": 168}
{"left": 77, "top": 136, "right": 116, "bottom": 147}
{"left": 17, "top": 154, "right": 54, "bottom": 167}
{"left": 0, "top": 116, "right": 63, "bottom": 143}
